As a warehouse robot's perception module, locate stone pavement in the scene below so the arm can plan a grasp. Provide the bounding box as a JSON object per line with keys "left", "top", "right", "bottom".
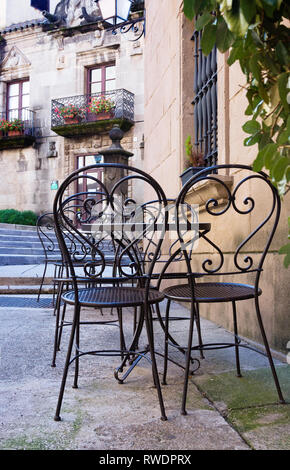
{"left": 0, "top": 295, "right": 289, "bottom": 452}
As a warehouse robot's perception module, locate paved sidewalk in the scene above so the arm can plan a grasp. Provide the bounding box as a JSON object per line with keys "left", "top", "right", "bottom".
{"left": 0, "top": 295, "right": 289, "bottom": 452}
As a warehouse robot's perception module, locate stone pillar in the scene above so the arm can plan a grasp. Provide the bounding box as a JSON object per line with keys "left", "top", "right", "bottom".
{"left": 99, "top": 125, "right": 133, "bottom": 196}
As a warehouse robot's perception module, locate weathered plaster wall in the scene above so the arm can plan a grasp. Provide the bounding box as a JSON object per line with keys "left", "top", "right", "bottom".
{"left": 144, "top": 0, "right": 290, "bottom": 353}
{"left": 0, "top": 19, "right": 144, "bottom": 214}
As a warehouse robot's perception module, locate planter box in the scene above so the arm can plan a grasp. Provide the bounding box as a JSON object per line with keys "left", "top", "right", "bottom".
{"left": 8, "top": 130, "right": 24, "bottom": 136}
{"left": 64, "top": 117, "right": 81, "bottom": 125}
{"left": 87, "top": 111, "right": 115, "bottom": 121}
{"left": 180, "top": 167, "right": 212, "bottom": 186}
{"left": 0, "top": 134, "right": 36, "bottom": 150}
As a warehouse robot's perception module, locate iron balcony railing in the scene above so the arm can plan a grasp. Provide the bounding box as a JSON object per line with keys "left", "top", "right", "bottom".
{"left": 51, "top": 89, "right": 134, "bottom": 128}
{"left": 0, "top": 108, "right": 36, "bottom": 137}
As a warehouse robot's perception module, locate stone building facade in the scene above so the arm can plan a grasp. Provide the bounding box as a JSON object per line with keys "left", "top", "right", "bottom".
{"left": 143, "top": 0, "right": 290, "bottom": 353}
{"left": 0, "top": 0, "right": 144, "bottom": 213}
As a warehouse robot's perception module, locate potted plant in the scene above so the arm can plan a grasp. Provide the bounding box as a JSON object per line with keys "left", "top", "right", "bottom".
{"left": 6, "top": 118, "right": 24, "bottom": 136}
{"left": 87, "top": 96, "right": 115, "bottom": 121}
{"left": 0, "top": 119, "right": 8, "bottom": 136}
{"left": 180, "top": 136, "right": 210, "bottom": 186}
{"left": 54, "top": 104, "right": 85, "bottom": 124}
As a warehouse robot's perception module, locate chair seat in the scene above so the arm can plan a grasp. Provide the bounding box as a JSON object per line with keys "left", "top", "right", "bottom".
{"left": 62, "top": 286, "right": 165, "bottom": 308}
{"left": 163, "top": 282, "right": 262, "bottom": 303}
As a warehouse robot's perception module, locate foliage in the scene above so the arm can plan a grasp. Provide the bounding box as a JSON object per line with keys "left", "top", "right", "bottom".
{"left": 87, "top": 96, "right": 115, "bottom": 114}
{"left": 54, "top": 104, "right": 85, "bottom": 120}
{"left": 184, "top": 135, "right": 205, "bottom": 169}
{"left": 183, "top": 0, "right": 290, "bottom": 265}
{"left": 0, "top": 119, "right": 7, "bottom": 132}
{"left": 0, "top": 118, "right": 24, "bottom": 132}
{"left": 0, "top": 209, "right": 38, "bottom": 226}
{"left": 278, "top": 216, "right": 290, "bottom": 267}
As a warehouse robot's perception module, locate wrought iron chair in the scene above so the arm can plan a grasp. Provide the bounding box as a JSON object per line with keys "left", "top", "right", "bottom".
{"left": 51, "top": 232, "right": 130, "bottom": 367}
{"left": 36, "top": 212, "right": 64, "bottom": 303}
{"left": 53, "top": 162, "right": 168, "bottom": 422}
{"left": 161, "top": 164, "right": 285, "bottom": 415}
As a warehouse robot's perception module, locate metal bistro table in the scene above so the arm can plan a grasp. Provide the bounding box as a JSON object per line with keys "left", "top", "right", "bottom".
{"left": 96, "top": 219, "right": 212, "bottom": 384}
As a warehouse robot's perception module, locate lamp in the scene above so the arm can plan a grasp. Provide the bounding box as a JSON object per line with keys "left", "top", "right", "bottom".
{"left": 97, "top": 0, "right": 133, "bottom": 25}
{"left": 95, "top": 0, "right": 145, "bottom": 40}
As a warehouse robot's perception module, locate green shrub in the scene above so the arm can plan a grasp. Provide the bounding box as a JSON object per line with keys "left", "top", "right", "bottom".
{"left": 0, "top": 209, "right": 38, "bottom": 226}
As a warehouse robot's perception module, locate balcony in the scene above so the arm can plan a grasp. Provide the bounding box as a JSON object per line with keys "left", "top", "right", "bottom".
{"left": 51, "top": 89, "right": 134, "bottom": 138}
{"left": 0, "top": 109, "right": 36, "bottom": 150}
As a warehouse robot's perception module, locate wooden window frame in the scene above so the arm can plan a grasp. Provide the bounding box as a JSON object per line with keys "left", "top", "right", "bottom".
{"left": 6, "top": 78, "right": 30, "bottom": 120}
{"left": 86, "top": 63, "right": 116, "bottom": 95}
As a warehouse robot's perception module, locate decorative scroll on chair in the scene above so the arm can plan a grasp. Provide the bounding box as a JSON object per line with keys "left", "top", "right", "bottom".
{"left": 192, "top": 26, "right": 218, "bottom": 167}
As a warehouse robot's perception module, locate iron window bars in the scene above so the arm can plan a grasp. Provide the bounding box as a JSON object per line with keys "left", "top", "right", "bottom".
{"left": 191, "top": 26, "right": 218, "bottom": 167}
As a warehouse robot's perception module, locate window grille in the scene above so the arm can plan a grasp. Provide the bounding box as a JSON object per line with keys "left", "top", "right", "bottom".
{"left": 192, "top": 28, "right": 218, "bottom": 166}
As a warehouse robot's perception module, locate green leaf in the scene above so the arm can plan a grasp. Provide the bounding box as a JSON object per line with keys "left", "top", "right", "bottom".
{"left": 216, "top": 16, "right": 234, "bottom": 52}
{"left": 244, "top": 132, "right": 261, "bottom": 146}
{"left": 258, "top": 82, "right": 270, "bottom": 104}
{"left": 252, "top": 142, "right": 278, "bottom": 171}
{"left": 253, "top": 150, "right": 266, "bottom": 172}
{"left": 220, "top": 0, "right": 250, "bottom": 36}
{"left": 278, "top": 115, "right": 290, "bottom": 144}
{"left": 276, "top": 41, "right": 289, "bottom": 66}
{"left": 242, "top": 119, "right": 261, "bottom": 134}
{"left": 201, "top": 23, "right": 217, "bottom": 56}
{"left": 195, "top": 12, "right": 213, "bottom": 30}
{"left": 240, "top": 0, "right": 256, "bottom": 23}
{"left": 249, "top": 55, "right": 261, "bottom": 81}
{"left": 279, "top": 242, "right": 290, "bottom": 268}
{"left": 262, "top": 0, "right": 278, "bottom": 5}
{"left": 277, "top": 130, "right": 290, "bottom": 145}
{"left": 183, "top": 0, "right": 204, "bottom": 20}
{"left": 272, "top": 155, "right": 289, "bottom": 182}
{"left": 278, "top": 73, "right": 290, "bottom": 111}
{"left": 227, "top": 39, "right": 244, "bottom": 65}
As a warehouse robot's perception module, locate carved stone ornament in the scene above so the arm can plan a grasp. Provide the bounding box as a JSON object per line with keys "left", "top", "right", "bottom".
{"left": 52, "top": 0, "right": 101, "bottom": 28}
{"left": 0, "top": 46, "right": 31, "bottom": 71}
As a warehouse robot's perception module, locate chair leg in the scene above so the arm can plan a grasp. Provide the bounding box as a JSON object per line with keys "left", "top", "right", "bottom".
{"left": 162, "top": 298, "right": 171, "bottom": 385}
{"left": 144, "top": 305, "right": 167, "bottom": 421}
{"left": 117, "top": 308, "right": 126, "bottom": 362}
{"left": 54, "top": 304, "right": 80, "bottom": 421}
{"left": 57, "top": 301, "right": 67, "bottom": 352}
{"left": 181, "top": 302, "right": 196, "bottom": 416}
{"left": 73, "top": 308, "right": 80, "bottom": 389}
{"left": 37, "top": 260, "right": 48, "bottom": 302}
{"left": 51, "top": 281, "right": 65, "bottom": 367}
{"left": 254, "top": 296, "right": 285, "bottom": 404}
{"left": 232, "top": 301, "right": 242, "bottom": 377}
{"left": 194, "top": 302, "right": 205, "bottom": 360}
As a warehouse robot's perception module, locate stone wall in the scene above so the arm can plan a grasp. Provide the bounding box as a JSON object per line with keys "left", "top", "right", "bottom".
{"left": 0, "top": 6, "right": 144, "bottom": 215}
{"left": 144, "top": 0, "right": 290, "bottom": 353}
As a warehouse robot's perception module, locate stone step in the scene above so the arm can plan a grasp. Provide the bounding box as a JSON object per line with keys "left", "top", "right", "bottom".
{"left": 0, "top": 277, "right": 54, "bottom": 286}
{"left": 0, "top": 285, "right": 55, "bottom": 294}
{"left": 0, "top": 247, "right": 61, "bottom": 255}
{"left": 0, "top": 254, "right": 55, "bottom": 265}
{"left": 0, "top": 234, "right": 57, "bottom": 243}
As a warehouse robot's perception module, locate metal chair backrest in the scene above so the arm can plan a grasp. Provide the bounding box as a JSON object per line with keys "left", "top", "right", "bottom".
{"left": 53, "top": 163, "right": 168, "bottom": 290}
{"left": 175, "top": 164, "right": 281, "bottom": 289}
{"left": 36, "top": 212, "right": 60, "bottom": 262}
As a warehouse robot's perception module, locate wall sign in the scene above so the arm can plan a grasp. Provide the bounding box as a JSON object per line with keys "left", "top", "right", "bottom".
{"left": 50, "top": 181, "right": 59, "bottom": 190}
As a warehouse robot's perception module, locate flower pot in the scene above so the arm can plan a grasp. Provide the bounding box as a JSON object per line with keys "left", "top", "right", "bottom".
{"left": 95, "top": 111, "right": 114, "bottom": 121}
{"left": 64, "top": 117, "right": 81, "bottom": 125}
{"left": 180, "top": 167, "right": 212, "bottom": 186}
{"left": 8, "top": 129, "right": 23, "bottom": 136}
{"left": 86, "top": 112, "right": 98, "bottom": 122}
